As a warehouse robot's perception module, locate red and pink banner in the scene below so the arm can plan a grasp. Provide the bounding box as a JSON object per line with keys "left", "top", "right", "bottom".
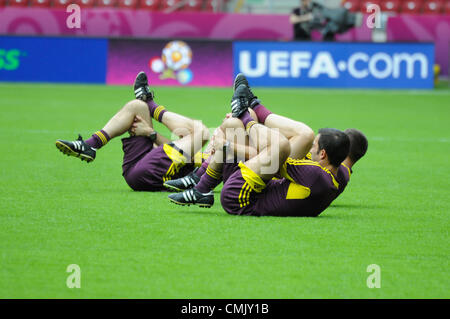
{"left": 0, "top": 8, "right": 448, "bottom": 75}
{"left": 387, "top": 15, "right": 450, "bottom": 76}
{"left": 0, "top": 8, "right": 293, "bottom": 40}
{"left": 0, "top": 7, "right": 372, "bottom": 40}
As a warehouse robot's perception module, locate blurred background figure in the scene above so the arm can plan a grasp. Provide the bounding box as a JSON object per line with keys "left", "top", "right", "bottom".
{"left": 290, "top": 0, "right": 362, "bottom": 41}
{"left": 290, "top": 0, "right": 315, "bottom": 41}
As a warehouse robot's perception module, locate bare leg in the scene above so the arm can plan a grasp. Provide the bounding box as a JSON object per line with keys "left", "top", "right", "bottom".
{"left": 206, "top": 145, "right": 225, "bottom": 176}
{"left": 160, "top": 111, "right": 194, "bottom": 138}
{"left": 189, "top": 119, "right": 244, "bottom": 195}
{"left": 264, "top": 114, "right": 314, "bottom": 160}
{"left": 220, "top": 117, "right": 290, "bottom": 181}
{"left": 248, "top": 108, "right": 258, "bottom": 122}
{"left": 160, "top": 111, "right": 209, "bottom": 159}
{"left": 244, "top": 123, "right": 291, "bottom": 181}
{"left": 103, "top": 100, "right": 209, "bottom": 160}
{"left": 219, "top": 117, "right": 255, "bottom": 162}
{"left": 166, "top": 117, "right": 289, "bottom": 205}
{"left": 55, "top": 99, "right": 153, "bottom": 161}
{"left": 102, "top": 99, "right": 152, "bottom": 139}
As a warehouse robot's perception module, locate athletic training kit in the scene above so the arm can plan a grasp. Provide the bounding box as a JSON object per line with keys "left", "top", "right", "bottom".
{"left": 167, "top": 73, "right": 352, "bottom": 217}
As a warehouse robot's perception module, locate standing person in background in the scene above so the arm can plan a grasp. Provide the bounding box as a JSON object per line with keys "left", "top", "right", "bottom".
{"left": 290, "top": 0, "right": 314, "bottom": 41}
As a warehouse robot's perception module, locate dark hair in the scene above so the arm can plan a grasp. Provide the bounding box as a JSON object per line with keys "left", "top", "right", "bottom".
{"left": 344, "top": 128, "right": 368, "bottom": 163}
{"left": 317, "top": 128, "right": 350, "bottom": 167}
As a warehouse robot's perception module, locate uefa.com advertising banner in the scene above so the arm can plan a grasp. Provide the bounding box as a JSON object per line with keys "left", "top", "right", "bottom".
{"left": 233, "top": 41, "right": 435, "bottom": 89}
{"left": 0, "top": 36, "right": 434, "bottom": 89}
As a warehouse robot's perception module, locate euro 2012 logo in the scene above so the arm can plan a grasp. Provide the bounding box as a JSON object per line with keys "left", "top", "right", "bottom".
{"left": 149, "top": 41, "right": 193, "bottom": 85}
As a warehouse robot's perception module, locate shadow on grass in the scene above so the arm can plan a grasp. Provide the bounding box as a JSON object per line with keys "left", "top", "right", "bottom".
{"left": 330, "top": 203, "right": 385, "bottom": 209}
{"left": 120, "top": 190, "right": 382, "bottom": 219}
{"left": 165, "top": 206, "right": 227, "bottom": 218}
{"left": 167, "top": 208, "right": 356, "bottom": 220}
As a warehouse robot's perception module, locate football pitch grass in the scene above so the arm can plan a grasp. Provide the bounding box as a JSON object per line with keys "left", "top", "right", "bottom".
{"left": 0, "top": 82, "right": 449, "bottom": 299}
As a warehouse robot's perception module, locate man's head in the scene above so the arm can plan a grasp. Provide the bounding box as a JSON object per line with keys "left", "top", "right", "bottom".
{"left": 301, "top": 0, "right": 312, "bottom": 9}
{"left": 310, "top": 128, "right": 350, "bottom": 168}
{"left": 344, "top": 128, "right": 368, "bottom": 164}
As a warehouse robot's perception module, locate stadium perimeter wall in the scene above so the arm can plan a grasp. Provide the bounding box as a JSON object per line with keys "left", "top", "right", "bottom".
{"left": 0, "top": 7, "right": 448, "bottom": 76}
{"left": 0, "top": 36, "right": 434, "bottom": 89}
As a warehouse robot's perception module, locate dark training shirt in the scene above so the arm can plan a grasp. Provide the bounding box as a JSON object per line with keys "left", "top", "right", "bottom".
{"left": 254, "top": 159, "right": 351, "bottom": 217}
{"left": 292, "top": 6, "right": 313, "bottom": 40}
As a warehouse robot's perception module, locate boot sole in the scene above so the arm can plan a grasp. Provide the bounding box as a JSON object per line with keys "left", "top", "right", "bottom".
{"left": 168, "top": 197, "right": 212, "bottom": 208}
{"left": 163, "top": 183, "right": 185, "bottom": 192}
{"left": 55, "top": 141, "right": 94, "bottom": 163}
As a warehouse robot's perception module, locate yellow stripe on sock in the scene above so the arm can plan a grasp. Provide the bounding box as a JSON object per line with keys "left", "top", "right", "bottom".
{"left": 153, "top": 105, "right": 166, "bottom": 121}
{"left": 94, "top": 131, "right": 105, "bottom": 144}
{"left": 245, "top": 121, "right": 257, "bottom": 133}
{"left": 95, "top": 131, "right": 107, "bottom": 145}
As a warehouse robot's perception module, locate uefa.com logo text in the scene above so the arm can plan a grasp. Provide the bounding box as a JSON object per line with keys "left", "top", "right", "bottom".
{"left": 238, "top": 51, "right": 429, "bottom": 80}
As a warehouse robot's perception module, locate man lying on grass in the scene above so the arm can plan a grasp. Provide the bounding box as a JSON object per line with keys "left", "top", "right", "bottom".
{"left": 55, "top": 72, "right": 210, "bottom": 191}
{"left": 166, "top": 74, "right": 368, "bottom": 217}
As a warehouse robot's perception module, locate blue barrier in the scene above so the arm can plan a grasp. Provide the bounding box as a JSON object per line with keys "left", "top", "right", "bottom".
{"left": 0, "top": 36, "right": 107, "bottom": 84}
{"left": 233, "top": 42, "right": 435, "bottom": 89}
{"left": 0, "top": 36, "right": 435, "bottom": 89}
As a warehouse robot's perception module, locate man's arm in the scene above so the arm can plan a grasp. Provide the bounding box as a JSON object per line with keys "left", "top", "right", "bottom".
{"left": 264, "top": 114, "right": 315, "bottom": 160}
{"left": 227, "top": 140, "right": 257, "bottom": 161}
{"left": 154, "top": 133, "right": 171, "bottom": 146}
{"left": 290, "top": 12, "right": 313, "bottom": 24}
{"left": 130, "top": 115, "right": 171, "bottom": 145}
{"left": 212, "top": 126, "right": 257, "bottom": 161}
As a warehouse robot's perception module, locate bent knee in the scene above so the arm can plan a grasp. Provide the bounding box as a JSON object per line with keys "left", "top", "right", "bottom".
{"left": 300, "top": 127, "right": 315, "bottom": 148}
{"left": 180, "top": 119, "right": 207, "bottom": 137}
{"left": 125, "top": 99, "right": 147, "bottom": 112}
{"left": 200, "top": 123, "right": 210, "bottom": 142}
{"left": 221, "top": 117, "right": 244, "bottom": 130}
{"left": 278, "top": 135, "right": 291, "bottom": 162}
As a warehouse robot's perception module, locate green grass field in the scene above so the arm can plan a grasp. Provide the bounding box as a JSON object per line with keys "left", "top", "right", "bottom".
{"left": 0, "top": 82, "right": 449, "bottom": 298}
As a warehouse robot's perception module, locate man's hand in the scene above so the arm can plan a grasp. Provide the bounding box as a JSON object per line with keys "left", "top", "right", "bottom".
{"left": 210, "top": 127, "right": 226, "bottom": 154}
{"left": 212, "top": 135, "right": 227, "bottom": 152}
{"left": 129, "top": 115, "right": 154, "bottom": 137}
{"left": 290, "top": 12, "right": 314, "bottom": 24}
